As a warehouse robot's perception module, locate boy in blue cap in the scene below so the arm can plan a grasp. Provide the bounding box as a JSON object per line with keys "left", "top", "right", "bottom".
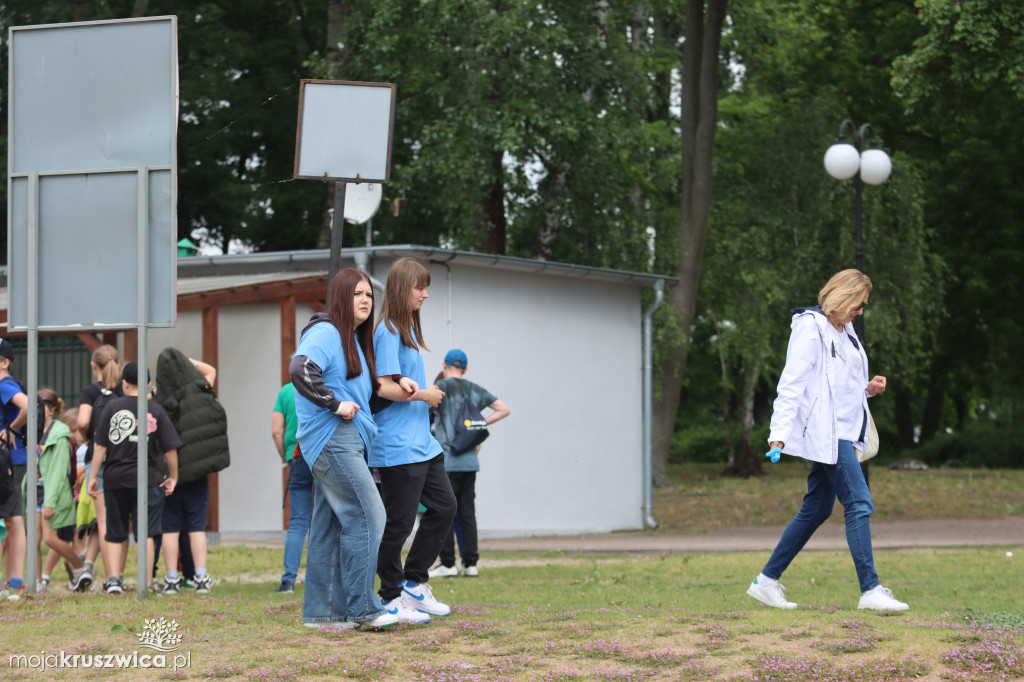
{"left": 428, "top": 349, "right": 510, "bottom": 578}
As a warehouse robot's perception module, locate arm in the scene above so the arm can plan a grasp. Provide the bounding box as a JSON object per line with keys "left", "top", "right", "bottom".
{"left": 190, "top": 358, "right": 217, "bottom": 386}
{"left": 376, "top": 375, "right": 419, "bottom": 401}
{"left": 272, "top": 411, "right": 287, "bottom": 461}
{"left": 88, "top": 444, "right": 106, "bottom": 498}
{"left": 289, "top": 354, "right": 360, "bottom": 418}
{"left": 8, "top": 391, "right": 28, "bottom": 432}
{"left": 484, "top": 399, "right": 510, "bottom": 425}
{"left": 161, "top": 449, "right": 178, "bottom": 496}
{"left": 867, "top": 375, "right": 887, "bottom": 396}
{"left": 77, "top": 404, "right": 92, "bottom": 434}
{"left": 767, "top": 317, "right": 820, "bottom": 449}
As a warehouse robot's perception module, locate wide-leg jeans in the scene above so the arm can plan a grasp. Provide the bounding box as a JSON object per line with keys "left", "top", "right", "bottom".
{"left": 282, "top": 456, "right": 313, "bottom": 585}
{"left": 303, "top": 420, "right": 387, "bottom": 624}
{"left": 762, "top": 439, "right": 880, "bottom": 593}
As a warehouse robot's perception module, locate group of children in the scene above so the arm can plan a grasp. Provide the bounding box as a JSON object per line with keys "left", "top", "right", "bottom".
{"left": 0, "top": 342, "right": 213, "bottom": 597}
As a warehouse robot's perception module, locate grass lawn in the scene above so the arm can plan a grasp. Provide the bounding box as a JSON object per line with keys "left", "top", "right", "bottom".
{"left": 2, "top": 463, "right": 1022, "bottom": 680}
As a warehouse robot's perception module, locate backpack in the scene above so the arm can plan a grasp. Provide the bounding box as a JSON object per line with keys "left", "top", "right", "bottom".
{"left": 0, "top": 375, "right": 44, "bottom": 505}
{"left": 450, "top": 399, "right": 489, "bottom": 455}
{"left": 85, "top": 386, "right": 116, "bottom": 463}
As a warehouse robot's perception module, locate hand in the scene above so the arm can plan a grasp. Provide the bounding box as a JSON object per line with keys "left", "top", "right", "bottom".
{"left": 397, "top": 376, "right": 419, "bottom": 397}
{"left": 769, "top": 441, "right": 785, "bottom": 451}
{"left": 43, "top": 507, "right": 54, "bottom": 520}
{"left": 88, "top": 478, "right": 98, "bottom": 499}
{"left": 867, "top": 375, "right": 887, "bottom": 396}
{"left": 335, "top": 401, "right": 360, "bottom": 420}
{"left": 160, "top": 477, "right": 176, "bottom": 496}
{"left": 415, "top": 385, "right": 445, "bottom": 408}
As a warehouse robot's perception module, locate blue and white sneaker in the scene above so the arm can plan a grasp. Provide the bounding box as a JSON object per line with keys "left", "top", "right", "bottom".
{"left": 402, "top": 580, "right": 450, "bottom": 617}
{"left": 383, "top": 597, "right": 431, "bottom": 625}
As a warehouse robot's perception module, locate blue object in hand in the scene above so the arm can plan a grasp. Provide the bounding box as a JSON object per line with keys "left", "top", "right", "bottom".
{"left": 765, "top": 446, "right": 781, "bottom": 463}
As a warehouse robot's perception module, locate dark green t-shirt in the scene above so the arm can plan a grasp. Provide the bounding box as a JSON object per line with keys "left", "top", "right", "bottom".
{"left": 434, "top": 377, "right": 497, "bottom": 472}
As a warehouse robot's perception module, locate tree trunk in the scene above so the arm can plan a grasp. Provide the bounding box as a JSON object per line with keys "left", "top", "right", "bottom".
{"left": 652, "top": 0, "right": 729, "bottom": 486}
{"left": 709, "top": 307, "right": 735, "bottom": 464}
{"left": 894, "top": 387, "right": 916, "bottom": 448}
{"left": 722, "top": 360, "right": 764, "bottom": 478}
{"left": 316, "top": 1, "right": 352, "bottom": 249}
{"left": 480, "top": 150, "right": 507, "bottom": 254}
{"left": 74, "top": 1, "right": 90, "bottom": 21}
{"left": 131, "top": 0, "right": 149, "bottom": 17}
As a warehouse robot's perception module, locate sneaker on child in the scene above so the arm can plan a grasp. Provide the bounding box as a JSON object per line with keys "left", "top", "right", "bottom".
{"left": 71, "top": 565, "right": 93, "bottom": 593}
{"left": 383, "top": 597, "right": 431, "bottom": 625}
{"left": 402, "top": 580, "right": 451, "bottom": 617}
{"left": 163, "top": 575, "right": 183, "bottom": 595}
{"left": 461, "top": 566, "right": 479, "bottom": 578}
{"left": 274, "top": 581, "right": 295, "bottom": 593}
{"left": 428, "top": 564, "right": 459, "bottom": 579}
{"left": 105, "top": 577, "right": 125, "bottom": 596}
{"left": 857, "top": 585, "right": 908, "bottom": 611}
{"left": 746, "top": 577, "right": 797, "bottom": 609}
{"left": 193, "top": 575, "right": 212, "bottom": 594}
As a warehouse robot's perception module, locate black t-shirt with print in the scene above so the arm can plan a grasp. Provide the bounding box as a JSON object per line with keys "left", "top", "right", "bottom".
{"left": 94, "top": 395, "right": 183, "bottom": 490}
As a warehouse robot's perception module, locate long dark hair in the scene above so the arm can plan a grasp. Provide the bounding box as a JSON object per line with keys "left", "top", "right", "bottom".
{"left": 376, "top": 258, "right": 430, "bottom": 350}
{"left": 328, "top": 268, "right": 378, "bottom": 384}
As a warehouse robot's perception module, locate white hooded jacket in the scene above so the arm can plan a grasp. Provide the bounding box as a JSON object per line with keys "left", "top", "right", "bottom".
{"left": 768, "top": 306, "right": 872, "bottom": 464}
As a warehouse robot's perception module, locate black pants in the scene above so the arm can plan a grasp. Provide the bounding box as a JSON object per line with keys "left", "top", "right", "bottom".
{"left": 439, "top": 472, "right": 478, "bottom": 568}
{"left": 376, "top": 454, "right": 456, "bottom": 601}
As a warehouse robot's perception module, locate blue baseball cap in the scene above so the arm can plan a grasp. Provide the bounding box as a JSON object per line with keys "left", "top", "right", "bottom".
{"left": 444, "top": 349, "right": 468, "bottom": 369}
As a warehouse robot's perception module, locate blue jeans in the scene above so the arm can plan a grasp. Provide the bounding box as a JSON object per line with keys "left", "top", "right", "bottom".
{"left": 303, "top": 420, "right": 387, "bottom": 624}
{"left": 762, "top": 440, "right": 879, "bottom": 593}
{"left": 282, "top": 456, "right": 313, "bottom": 584}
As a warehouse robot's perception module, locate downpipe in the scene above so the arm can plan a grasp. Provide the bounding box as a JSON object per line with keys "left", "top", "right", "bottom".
{"left": 642, "top": 279, "right": 665, "bottom": 530}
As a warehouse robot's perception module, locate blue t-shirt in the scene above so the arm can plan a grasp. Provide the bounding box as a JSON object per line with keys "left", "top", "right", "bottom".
{"left": 0, "top": 377, "right": 27, "bottom": 466}
{"left": 369, "top": 323, "right": 442, "bottom": 468}
{"left": 294, "top": 323, "right": 377, "bottom": 466}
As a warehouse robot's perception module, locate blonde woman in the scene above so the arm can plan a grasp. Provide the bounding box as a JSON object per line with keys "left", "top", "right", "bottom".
{"left": 746, "top": 269, "right": 908, "bottom": 612}
{"left": 76, "top": 345, "right": 122, "bottom": 591}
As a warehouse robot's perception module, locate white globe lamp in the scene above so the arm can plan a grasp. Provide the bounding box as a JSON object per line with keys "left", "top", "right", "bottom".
{"left": 859, "top": 148, "right": 892, "bottom": 185}
{"left": 824, "top": 143, "right": 861, "bottom": 180}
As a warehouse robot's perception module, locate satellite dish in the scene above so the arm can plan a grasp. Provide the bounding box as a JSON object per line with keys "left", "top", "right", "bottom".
{"left": 343, "top": 182, "right": 383, "bottom": 225}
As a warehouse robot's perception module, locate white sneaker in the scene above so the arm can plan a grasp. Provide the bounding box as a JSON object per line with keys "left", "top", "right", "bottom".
{"left": 383, "top": 597, "right": 431, "bottom": 625}
{"left": 402, "top": 580, "right": 451, "bottom": 617}
{"left": 428, "top": 564, "right": 459, "bottom": 579}
{"left": 461, "top": 566, "right": 479, "bottom": 577}
{"left": 746, "top": 578, "right": 797, "bottom": 609}
{"left": 357, "top": 612, "right": 400, "bottom": 630}
{"left": 858, "top": 585, "right": 908, "bottom": 611}
{"left": 304, "top": 621, "right": 358, "bottom": 631}
{"left": 71, "top": 566, "right": 93, "bottom": 593}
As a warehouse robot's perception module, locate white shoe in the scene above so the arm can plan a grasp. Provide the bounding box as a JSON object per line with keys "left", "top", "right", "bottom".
{"left": 746, "top": 578, "right": 797, "bottom": 609}
{"left": 402, "top": 581, "right": 451, "bottom": 617}
{"left": 71, "top": 566, "right": 93, "bottom": 593}
{"left": 304, "top": 621, "right": 357, "bottom": 631}
{"left": 461, "top": 566, "right": 479, "bottom": 577}
{"left": 858, "top": 585, "right": 908, "bottom": 611}
{"left": 358, "top": 612, "right": 400, "bottom": 630}
{"left": 428, "top": 564, "right": 459, "bottom": 579}
{"left": 383, "top": 597, "right": 431, "bottom": 625}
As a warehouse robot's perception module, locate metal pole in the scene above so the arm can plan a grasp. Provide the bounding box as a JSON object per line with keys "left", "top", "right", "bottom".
{"left": 642, "top": 280, "right": 665, "bottom": 530}
{"left": 137, "top": 167, "right": 150, "bottom": 600}
{"left": 328, "top": 182, "right": 347, "bottom": 299}
{"left": 25, "top": 172, "right": 39, "bottom": 593}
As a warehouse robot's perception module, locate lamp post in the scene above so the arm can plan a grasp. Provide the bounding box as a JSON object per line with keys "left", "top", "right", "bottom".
{"left": 824, "top": 120, "right": 891, "bottom": 333}
{"left": 824, "top": 120, "right": 891, "bottom": 486}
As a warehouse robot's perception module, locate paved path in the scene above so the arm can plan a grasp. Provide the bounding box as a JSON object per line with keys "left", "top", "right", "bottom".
{"left": 475, "top": 517, "right": 1024, "bottom": 554}
{"left": 220, "top": 517, "right": 1024, "bottom": 554}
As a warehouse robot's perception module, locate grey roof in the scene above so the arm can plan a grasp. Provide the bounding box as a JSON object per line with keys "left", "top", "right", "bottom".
{"left": 177, "top": 245, "right": 677, "bottom": 288}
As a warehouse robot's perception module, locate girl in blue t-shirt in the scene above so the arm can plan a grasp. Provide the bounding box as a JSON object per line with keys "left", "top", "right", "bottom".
{"left": 371, "top": 258, "right": 456, "bottom": 624}
{"left": 288, "top": 268, "right": 396, "bottom": 631}
{"left": 0, "top": 339, "right": 28, "bottom": 592}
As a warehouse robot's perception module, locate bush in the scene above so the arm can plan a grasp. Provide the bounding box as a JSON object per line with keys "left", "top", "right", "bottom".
{"left": 911, "top": 422, "right": 1024, "bottom": 469}
{"left": 670, "top": 421, "right": 771, "bottom": 464}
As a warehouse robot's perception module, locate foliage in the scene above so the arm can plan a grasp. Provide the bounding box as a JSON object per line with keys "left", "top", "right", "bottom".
{"left": 911, "top": 420, "right": 1024, "bottom": 469}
